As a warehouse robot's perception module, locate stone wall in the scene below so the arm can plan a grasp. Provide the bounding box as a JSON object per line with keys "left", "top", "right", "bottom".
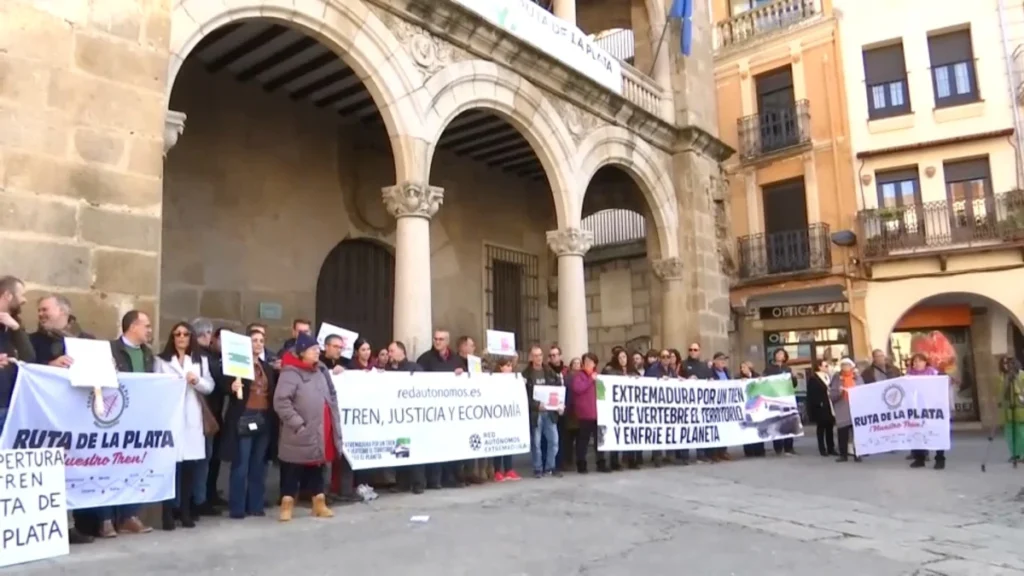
{"left": 580, "top": 246, "right": 658, "bottom": 361}
{"left": 0, "top": 1, "right": 170, "bottom": 338}
{"left": 162, "top": 62, "right": 560, "bottom": 354}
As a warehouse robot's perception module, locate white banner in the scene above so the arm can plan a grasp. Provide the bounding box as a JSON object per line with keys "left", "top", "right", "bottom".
{"left": 596, "top": 374, "right": 803, "bottom": 450}
{"left": 0, "top": 449, "right": 69, "bottom": 568}
{"left": 0, "top": 364, "right": 185, "bottom": 509}
{"left": 333, "top": 371, "right": 530, "bottom": 470}
{"left": 451, "top": 0, "right": 623, "bottom": 94}
{"left": 848, "top": 375, "right": 951, "bottom": 455}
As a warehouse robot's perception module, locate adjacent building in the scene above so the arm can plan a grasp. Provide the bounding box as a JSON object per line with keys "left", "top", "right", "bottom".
{"left": 836, "top": 0, "right": 1024, "bottom": 425}
{"left": 713, "top": 0, "right": 860, "bottom": 394}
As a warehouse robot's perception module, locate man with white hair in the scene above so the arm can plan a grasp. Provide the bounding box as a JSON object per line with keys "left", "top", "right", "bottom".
{"left": 29, "top": 293, "right": 90, "bottom": 366}
{"left": 27, "top": 293, "right": 97, "bottom": 545}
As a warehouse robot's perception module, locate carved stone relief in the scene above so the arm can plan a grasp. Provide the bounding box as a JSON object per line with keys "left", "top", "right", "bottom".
{"left": 374, "top": 9, "right": 469, "bottom": 78}
{"left": 708, "top": 173, "right": 735, "bottom": 277}
{"left": 553, "top": 99, "right": 602, "bottom": 145}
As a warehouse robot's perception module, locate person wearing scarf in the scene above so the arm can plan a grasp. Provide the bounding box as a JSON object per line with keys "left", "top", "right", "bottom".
{"left": 273, "top": 333, "right": 343, "bottom": 521}
{"left": 829, "top": 358, "right": 863, "bottom": 462}
{"left": 806, "top": 359, "right": 836, "bottom": 457}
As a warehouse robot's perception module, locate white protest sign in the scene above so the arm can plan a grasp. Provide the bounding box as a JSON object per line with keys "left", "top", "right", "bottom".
{"left": 532, "top": 385, "right": 565, "bottom": 410}
{"left": 63, "top": 338, "right": 117, "bottom": 389}
{"left": 0, "top": 449, "right": 69, "bottom": 568}
{"left": 467, "top": 354, "right": 483, "bottom": 374}
{"left": 848, "top": 375, "right": 951, "bottom": 456}
{"left": 317, "top": 322, "right": 359, "bottom": 359}
{"left": 220, "top": 330, "right": 254, "bottom": 380}
{"left": 0, "top": 364, "right": 185, "bottom": 509}
{"left": 333, "top": 371, "right": 530, "bottom": 470}
{"left": 596, "top": 374, "right": 803, "bottom": 451}
{"left": 485, "top": 329, "right": 516, "bottom": 356}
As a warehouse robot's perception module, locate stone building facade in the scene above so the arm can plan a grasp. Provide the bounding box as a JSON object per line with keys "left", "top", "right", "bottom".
{"left": 0, "top": 0, "right": 732, "bottom": 361}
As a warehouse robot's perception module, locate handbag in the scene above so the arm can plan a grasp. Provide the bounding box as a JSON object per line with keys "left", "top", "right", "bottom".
{"left": 236, "top": 411, "right": 266, "bottom": 437}
{"left": 198, "top": 395, "right": 220, "bottom": 437}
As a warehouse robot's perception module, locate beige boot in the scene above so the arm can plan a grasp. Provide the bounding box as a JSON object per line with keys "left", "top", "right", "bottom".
{"left": 279, "top": 496, "right": 295, "bottom": 522}
{"left": 311, "top": 494, "right": 334, "bottom": 518}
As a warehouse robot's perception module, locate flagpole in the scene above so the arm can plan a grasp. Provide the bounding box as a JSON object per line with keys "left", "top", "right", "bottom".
{"left": 647, "top": 10, "right": 674, "bottom": 77}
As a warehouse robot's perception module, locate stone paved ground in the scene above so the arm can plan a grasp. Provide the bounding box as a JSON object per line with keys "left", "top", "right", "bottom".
{"left": 16, "top": 432, "right": 1024, "bottom": 576}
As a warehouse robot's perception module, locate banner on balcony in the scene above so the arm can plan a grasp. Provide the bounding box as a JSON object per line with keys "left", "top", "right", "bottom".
{"left": 595, "top": 374, "right": 804, "bottom": 451}
{"left": 451, "top": 0, "right": 623, "bottom": 94}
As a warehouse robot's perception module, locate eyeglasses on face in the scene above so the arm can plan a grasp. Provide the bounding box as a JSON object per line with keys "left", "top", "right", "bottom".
{"left": 173, "top": 331, "right": 191, "bottom": 338}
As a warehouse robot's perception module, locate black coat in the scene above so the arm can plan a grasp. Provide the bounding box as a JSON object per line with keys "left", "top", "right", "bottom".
{"left": 416, "top": 348, "right": 462, "bottom": 372}
{"left": 805, "top": 372, "right": 833, "bottom": 424}
{"left": 385, "top": 359, "right": 421, "bottom": 372}
{"left": 763, "top": 363, "right": 797, "bottom": 389}
{"left": 682, "top": 357, "right": 712, "bottom": 379}
{"left": 219, "top": 359, "right": 278, "bottom": 463}
{"left": 0, "top": 323, "right": 34, "bottom": 409}
{"left": 109, "top": 338, "right": 155, "bottom": 373}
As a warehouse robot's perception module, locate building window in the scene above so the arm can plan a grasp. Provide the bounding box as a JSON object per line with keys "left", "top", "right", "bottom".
{"left": 862, "top": 42, "right": 911, "bottom": 119}
{"left": 875, "top": 167, "right": 921, "bottom": 209}
{"left": 485, "top": 245, "right": 539, "bottom": 354}
{"left": 944, "top": 157, "right": 993, "bottom": 240}
{"left": 730, "top": 0, "right": 774, "bottom": 16}
{"left": 927, "top": 29, "right": 979, "bottom": 108}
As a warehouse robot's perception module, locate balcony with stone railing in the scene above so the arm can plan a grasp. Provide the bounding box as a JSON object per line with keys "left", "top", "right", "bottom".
{"left": 715, "top": 0, "right": 822, "bottom": 52}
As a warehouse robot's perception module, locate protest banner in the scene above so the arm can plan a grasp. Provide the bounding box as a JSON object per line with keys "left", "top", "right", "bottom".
{"left": 596, "top": 374, "right": 803, "bottom": 450}
{"left": 0, "top": 449, "right": 69, "bottom": 568}
{"left": 848, "top": 375, "right": 951, "bottom": 456}
{"left": 333, "top": 371, "right": 530, "bottom": 470}
{"left": 220, "top": 330, "right": 254, "bottom": 381}
{"left": 0, "top": 364, "right": 185, "bottom": 509}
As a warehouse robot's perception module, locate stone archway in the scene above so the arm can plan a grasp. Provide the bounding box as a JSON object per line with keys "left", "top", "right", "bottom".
{"left": 316, "top": 238, "right": 396, "bottom": 350}
{"left": 574, "top": 126, "right": 678, "bottom": 260}
{"left": 167, "top": 0, "right": 431, "bottom": 184}
{"left": 421, "top": 59, "right": 577, "bottom": 229}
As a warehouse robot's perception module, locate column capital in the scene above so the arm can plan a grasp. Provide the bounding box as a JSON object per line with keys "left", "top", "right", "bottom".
{"left": 164, "top": 110, "right": 186, "bottom": 156}
{"left": 652, "top": 257, "right": 684, "bottom": 281}
{"left": 382, "top": 182, "right": 444, "bottom": 219}
{"left": 546, "top": 227, "right": 594, "bottom": 257}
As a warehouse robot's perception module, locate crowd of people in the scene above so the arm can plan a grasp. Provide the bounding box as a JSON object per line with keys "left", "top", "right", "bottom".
{"left": 2, "top": 275, "right": 1024, "bottom": 549}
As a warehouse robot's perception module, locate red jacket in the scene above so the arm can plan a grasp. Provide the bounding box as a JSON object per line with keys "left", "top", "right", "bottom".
{"left": 570, "top": 370, "right": 598, "bottom": 421}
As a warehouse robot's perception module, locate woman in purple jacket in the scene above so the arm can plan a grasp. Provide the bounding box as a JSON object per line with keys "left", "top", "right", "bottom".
{"left": 907, "top": 353, "right": 944, "bottom": 470}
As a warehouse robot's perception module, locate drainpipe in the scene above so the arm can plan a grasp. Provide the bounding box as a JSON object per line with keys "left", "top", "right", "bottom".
{"left": 997, "top": 0, "right": 1024, "bottom": 188}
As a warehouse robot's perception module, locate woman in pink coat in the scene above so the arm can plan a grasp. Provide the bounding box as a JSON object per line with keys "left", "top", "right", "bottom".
{"left": 570, "top": 353, "right": 601, "bottom": 473}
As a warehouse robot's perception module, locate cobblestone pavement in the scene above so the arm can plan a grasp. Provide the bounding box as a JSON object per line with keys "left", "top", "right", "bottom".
{"left": 18, "top": 433, "right": 1024, "bottom": 576}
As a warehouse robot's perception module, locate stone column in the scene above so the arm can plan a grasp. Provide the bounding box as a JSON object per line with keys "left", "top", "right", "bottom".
{"left": 546, "top": 228, "right": 593, "bottom": 359}
{"left": 382, "top": 183, "right": 444, "bottom": 359}
{"left": 653, "top": 257, "right": 686, "bottom": 349}
{"left": 553, "top": 0, "right": 577, "bottom": 25}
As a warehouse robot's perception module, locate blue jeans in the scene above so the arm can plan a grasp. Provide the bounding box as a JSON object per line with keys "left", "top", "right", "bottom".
{"left": 228, "top": 414, "right": 270, "bottom": 518}
{"left": 0, "top": 407, "right": 7, "bottom": 435}
{"left": 532, "top": 417, "right": 559, "bottom": 473}
{"left": 190, "top": 437, "right": 213, "bottom": 506}
{"left": 97, "top": 505, "right": 141, "bottom": 523}
{"left": 492, "top": 455, "right": 513, "bottom": 474}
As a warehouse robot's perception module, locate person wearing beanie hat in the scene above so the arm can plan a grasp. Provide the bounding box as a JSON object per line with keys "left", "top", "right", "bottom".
{"left": 273, "top": 332, "right": 343, "bottom": 521}
{"left": 829, "top": 357, "right": 864, "bottom": 462}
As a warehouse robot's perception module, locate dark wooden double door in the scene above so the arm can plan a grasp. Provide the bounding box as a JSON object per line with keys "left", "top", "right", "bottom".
{"left": 316, "top": 239, "right": 395, "bottom": 352}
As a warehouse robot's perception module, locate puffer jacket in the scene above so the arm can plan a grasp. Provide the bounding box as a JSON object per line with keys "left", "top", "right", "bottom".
{"left": 273, "top": 352, "right": 343, "bottom": 465}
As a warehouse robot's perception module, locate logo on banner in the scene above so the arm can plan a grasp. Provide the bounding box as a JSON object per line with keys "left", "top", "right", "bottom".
{"left": 882, "top": 383, "right": 905, "bottom": 409}
{"left": 86, "top": 385, "right": 130, "bottom": 428}
{"left": 469, "top": 434, "right": 482, "bottom": 451}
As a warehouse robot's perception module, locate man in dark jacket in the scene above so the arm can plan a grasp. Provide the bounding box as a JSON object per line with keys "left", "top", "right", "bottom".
{"left": 707, "top": 352, "right": 733, "bottom": 462}
{"left": 416, "top": 330, "right": 464, "bottom": 488}
{"left": 99, "top": 310, "right": 156, "bottom": 537}
{"left": 644, "top": 349, "right": 680, "bottom": 466}
{"left": 862, "top": 349, "right": 900, "bottom": 383}
{"left": 26, "top": 293, "right": 95, "bottom": 544}
{"left": 386, "top": 340, "right": 424, "bottom": 494}
{"left": 277, "top": 318, "right": 312, "bottom": 359}
{"left": 682, "top": 343, "right": 714, "bottom": 462}
{"left": 320, "top": 334, "right": 347, "bottom": 373}
{"left": 523, "top": 345, "right": 564, "bottom": 477}
{"left": 0, "top": 276, "right": 33, "bottom": 434}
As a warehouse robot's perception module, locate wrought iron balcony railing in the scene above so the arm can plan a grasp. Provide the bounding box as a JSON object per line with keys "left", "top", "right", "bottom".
{"left": 857, "top": 191, "right": 1024, "bottom": 259}
{"left": 737, "top": 99, "right": 811, "bottom": 162}
{"left": 737, "top": 223, "right": 832, "bottom": 280}
{"left": 716, "top": 0, "right": 821, "bottom": 51}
